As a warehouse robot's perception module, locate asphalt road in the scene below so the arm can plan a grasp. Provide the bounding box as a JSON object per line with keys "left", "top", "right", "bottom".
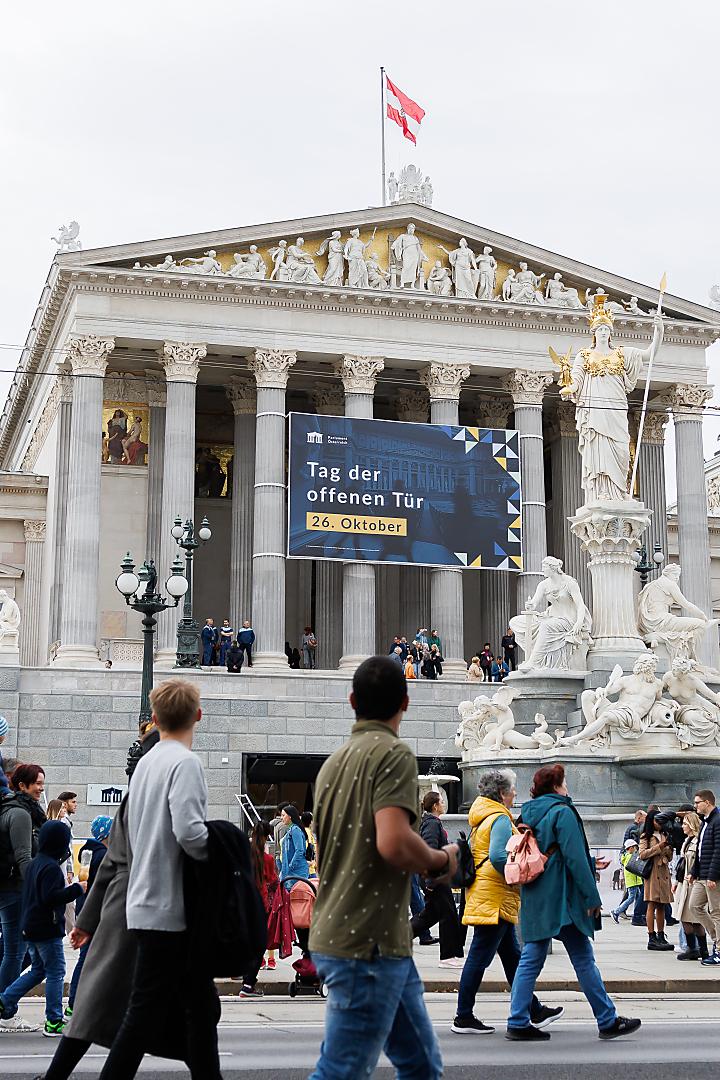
{"left": 0, "top": 1019, "right": 716, "bottom": 1078}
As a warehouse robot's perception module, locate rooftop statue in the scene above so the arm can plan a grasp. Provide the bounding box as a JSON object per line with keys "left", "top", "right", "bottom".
{"left": 637, "top": 564, "right": 718, "bottom": 669}
{"left": 391, "top": 223, "right": 428, "bottom": 289}
{"left": 179, "top": 250, "right": 222, "bottom": 275}
{"left": 439, "top": 239, "right": 478, "bottom": 299}
{"left": 52, "top": 221, "right": 81, "bottom": 252}
{"left": 316, "top": 231, "right": 345, "bottom": 287}
{"left": 545, "top": 272, "right": 584, "bottom": 309}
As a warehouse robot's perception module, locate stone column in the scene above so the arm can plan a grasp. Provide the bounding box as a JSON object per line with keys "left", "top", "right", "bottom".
{"left": 502, "top": 370, "right": 553, "bottom": 614}
{"left": 56, "top": 335, "right": 115, "bottom": 666}
{"left": 155, "top": 342, "right": 206, "bottom": 663}
{"left": 48, "top": 373, "right": 73, "bottom": 648}
{"left": 250, "top": 349, "right": 296, "bottom": 670}
{"left": 21, "top": 520, "right": 46, "bottom": 667}
{"left": 669, "top": 384, "right": 718, "bottom": 669}
{"left": 548, "top": 400, "right": 591, "bottom": 603}
{"left": 311, "top": 387, "right": 345, "bottom": 669}
{"left": 637, "top": 407, "right": 669, "bottom": 564}
{"left": 422, "top": 362, "right": 470, "bottom": 676}
{"left": 337, "top": 356, "right": 384, "bottom": 671}
{"left": 475, "top": 395, "right": 514, "bottom": 653}
{"left": 145, "top": 377, "right": 166, "bottom": 564}
{"left": 226, "top": 377, "right": 257, "bottom": 634}
{"left": 395, "top": 388, "right": 431, "bottom": 652}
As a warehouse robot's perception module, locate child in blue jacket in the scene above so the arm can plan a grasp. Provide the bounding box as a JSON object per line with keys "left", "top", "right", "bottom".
{"left": 0, "top": 820, "right": 84, "bottom": 1037}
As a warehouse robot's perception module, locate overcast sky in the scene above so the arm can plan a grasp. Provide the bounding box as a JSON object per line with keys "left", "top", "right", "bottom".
{"left": 1, "top": 1, "right": 718, "bottom": 497}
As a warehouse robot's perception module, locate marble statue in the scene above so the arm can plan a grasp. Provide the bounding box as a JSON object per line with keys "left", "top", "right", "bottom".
{"left": 556, "top": 654, "right": 667, "bottom": 749}
{"left": 227, "top": 246, "right": 266, "bottom": 280}
{"left": 0, "top": 590, "right": 20, "bottom": 643}
{"left": 365, "top": 253, "right": 390, "bottom": 290}
{"left": 585, "top": 287, "right": 625, "bottom": 315}
{"left": 560, "top": 297, "right": 664, "bottom": 503}
{"left": 545, "top": 273, "right": 584, "bottom": 309}
{"left": 662, "top": 658, "right": 720, "bottom": 749}
{"left": 285, "top": 238, "right": 322, "bottom": 284}
{"left": 420, "top": 176, "right": 433, "bottom": 207}
{"left": 455, "top": 689, "right": 556, "bottom": 754}
{"left": 344, "top": 228, "right": 375, "bottom": 289}
{"left": 475, "top": 247, "right": 497, "bottom": 301}
{"left": 391, "top": 223, "right": 428, "bottom": 289}
{"left": 387, "top": 171, "right": 398, "bottom": 203}
{"left": 398, "top": 164, "right": 423, "bottom": 202}
{"left": 624, "top": 295, "right": 647, "bottom": 316}
{"left": 52, "top": 222, "right": 81, "bottom": 252}
{"left": 439, "top": 239, "right": 478, "bottom": 299}
{"left": 316, "top": 232, "right": 345, "bottom": 287}
{"left": 269, "top": 240, "right": 289, "bottom": 281}
{"left": 180, "top": 250, "right": 222, "bottom": 275}
{"left": 710, "top": 284, "right": 720, "bottom": 312}
{"left": 136, "top": 254, "right": 178, "bottom": 272}
{"left": 514, "top": 263, "right": 546, "bottom": 304}
{"left": 637, "top": 564, "right": 718, "bottom": 667}
{"left": 501, "top": 269, "right": 517, "bottom": 302}
{"left": 510, "top": 556, "right": 592, "bottom": 672}
{"left": 427, "top": 261, "right": 453, "bottom": 296}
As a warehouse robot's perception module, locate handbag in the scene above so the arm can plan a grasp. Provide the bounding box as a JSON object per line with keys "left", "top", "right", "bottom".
{"left": 675, "top": 855, "right": 686, "bottom": 884}
{"left": 625, "top": 851, "right": 651, "bottom": 879}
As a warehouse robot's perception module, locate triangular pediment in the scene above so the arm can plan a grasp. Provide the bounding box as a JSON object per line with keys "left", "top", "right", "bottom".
{"left": 56, "top": 203, "right": 718, "bottom": 325}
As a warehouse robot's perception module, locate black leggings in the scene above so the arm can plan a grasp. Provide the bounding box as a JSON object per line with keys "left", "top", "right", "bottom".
{"left": 410, "top": 883, "right": 464, "bottom": 959}
{"left": 44, "top": 1036, "right": 91, "bottom": 1080}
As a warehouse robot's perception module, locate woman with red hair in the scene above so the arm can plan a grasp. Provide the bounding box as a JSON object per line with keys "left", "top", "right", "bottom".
{"left": 506, "top": 764, "right": 640, "bottom": 1043}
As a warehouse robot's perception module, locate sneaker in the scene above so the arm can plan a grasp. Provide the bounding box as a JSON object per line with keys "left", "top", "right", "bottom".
{"left": 505, "top": 1025, "right": 550, "bottom": 1042}
{"left": 701, "top": 949, "right": 720, "bottom": 966}
{"left": 43, "top": 1019, "right": 66, "bottom": 1038}
{"left": 260, "top": 959, "right": 267, "bottom": 970}
{"left": 0, "top": 1014, "right": 40, "bottom": 1033}
{"left": 610, "top": 911, "right": 620, "bottom": 924}
{"left": 531, "top": 1005, "right": 564, "bottom": 1030}
{"left": 438, "top": 957, "right": 465, "bottom": 968}
{"left": 451, "top": 1015, "right": 494, "bottom": 1035}
{"left": 64, "top": 1005, "right": 73, "bottom": 1018}
{"left": 267, "top": 957, "right": 277, "bottom": 970}
{"left": 598, "top": 1017, "right": 641, "bottom": 1040}
{"left": 239, "top": 984, "right": 264, "bottom": 998}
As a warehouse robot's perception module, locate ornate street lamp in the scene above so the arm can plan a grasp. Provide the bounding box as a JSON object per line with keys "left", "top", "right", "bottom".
{"left": 115, "top": 552, "right": 188, "bottom": 727}
{"left": 633, "top": 540, "right": 665, "bottom": 589}
{"left": 171, "top": 516, "right": 212, "bottom": 668}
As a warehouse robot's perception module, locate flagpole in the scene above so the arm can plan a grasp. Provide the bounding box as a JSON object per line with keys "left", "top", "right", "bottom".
{"left": 380, "top": 66, "right": 387, "bottom": 206}
{"left": 629, "top": 272, "right": 667, "bottom": 496}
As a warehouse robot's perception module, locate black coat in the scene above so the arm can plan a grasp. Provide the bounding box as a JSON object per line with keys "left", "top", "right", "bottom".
{"left": 697, "top": 806, "right": 720, "bottom": 882}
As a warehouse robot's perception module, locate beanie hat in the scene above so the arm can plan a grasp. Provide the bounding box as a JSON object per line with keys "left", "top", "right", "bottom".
{"left": 0, "top": 716, "right": 8, "bottom": 738}
{"left": 91, "top": 815, "right": 113, "bottom": 842}
{"left": 624, "top": 838, "right": 638, "bottom": 850}
{"left": 38, "top": 820, "right": 72, "bottom": 860}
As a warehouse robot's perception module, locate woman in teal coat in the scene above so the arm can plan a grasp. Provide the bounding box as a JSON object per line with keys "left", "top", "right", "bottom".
{"left": 506, "top": 764, "right": 641, "bottom": 1043}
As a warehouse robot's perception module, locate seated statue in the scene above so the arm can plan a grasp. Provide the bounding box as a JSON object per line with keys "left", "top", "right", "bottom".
{"left": 427, "top": 261, "right": 453, "bottom": 296}
{"left": 503, "top": 262, "right": 545, "bottom": 304}
{"left": 662, "top": 657, "right": 720, "bottom": 749}
{"left": 0, "top": 589, "right": 20, "bottom": 645}
{"left": 510, "top": 556, "right": 592, "bottom": 672}
{"left": 455, "top": 688, "right": 556, "bottom": 755}
{"left": 285, "top": 238, "right": 322, "bottom": 284}
{"left": 545, "top": 273, "right": 584, "bottom": 309}
{"left": 365, "top": 252, "right": 389, "bottom": 290}
{"left": 637, "top": 564, "right": 718, "bottom": 669}
{"left": 227, "top": 246, "right": 267, "bottom": 280}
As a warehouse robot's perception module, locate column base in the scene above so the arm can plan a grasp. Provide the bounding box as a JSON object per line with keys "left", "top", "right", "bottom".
{"left": 439, "top": 658, "right": 469, "bottom": 679}
{"left": 252, "top": 652, "right": 291, "bottom": 673}
{"left": 154, "top": 647, "right": 180, "bottom": 671}
{"left": 54, "top": 644, "right": 103, "bottom": 668}
{"left": 0, "top": 647, "right": 20, "bottom": 667}
{"left": 338, "top": 653, "right": 369, "bottom": 673}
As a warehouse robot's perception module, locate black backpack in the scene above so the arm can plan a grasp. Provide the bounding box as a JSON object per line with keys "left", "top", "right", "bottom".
{"left": 0, "top": 793, "right": 21, "bottom": 883}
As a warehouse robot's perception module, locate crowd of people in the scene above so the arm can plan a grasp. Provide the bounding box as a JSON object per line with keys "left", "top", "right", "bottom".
{"left": 200, "top": 619, "right": 255, "bottom": 668}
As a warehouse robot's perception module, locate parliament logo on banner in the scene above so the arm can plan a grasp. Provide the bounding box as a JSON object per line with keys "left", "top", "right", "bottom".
{"left": 287, "top": 413, "right": 523, "bottom": 570}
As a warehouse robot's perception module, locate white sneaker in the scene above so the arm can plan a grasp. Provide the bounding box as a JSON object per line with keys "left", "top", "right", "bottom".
{"left": 439, "top": 957, "right": 465, "bottom": 968}
{"left": 0, "top": 1014, "right": 40, "bottom": 1033}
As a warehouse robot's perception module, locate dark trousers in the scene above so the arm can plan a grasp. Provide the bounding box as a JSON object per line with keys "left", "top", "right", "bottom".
{"left": 503, "top": 649, "right": 517, "bottom": 672}
{"left": 239, "top": 642, "right": 253, "bottom": 666}
{"left": 457, "top": 919, "right": 540, "bottom": 1020}
{"left": 227, "top": 660, "right": 243, "bottom": 673}
{"left": 410, "top": 884, "right": 464, "bottom": 960}
{"left": 98, "top": 930, "right": 222, "bottom": 1080}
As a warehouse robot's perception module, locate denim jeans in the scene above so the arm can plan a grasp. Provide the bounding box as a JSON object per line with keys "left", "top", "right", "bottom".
{"left": 309, "top": 953, "right": 442, "bottom": 1079}
{"left": 0, "top": 938, "right": 65, "bottom": 1024}
{"left": 68, "top": 940, "right": 90, "bottom": 1008}
{"left": 457, "top": 919, "right": 541, "bottom": 1021}
{"left": 613, "top": 884, "right": 642, "bottom": 916}
{"left": 0, "top": 891, "right": 23, "bottom": 994}
{"left": 509, "top": 923, "right": 616, "bottom": 1031}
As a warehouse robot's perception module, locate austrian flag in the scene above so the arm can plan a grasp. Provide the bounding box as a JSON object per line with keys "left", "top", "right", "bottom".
{"left": 385, "top": 75, "right": 425, "bottom": 145}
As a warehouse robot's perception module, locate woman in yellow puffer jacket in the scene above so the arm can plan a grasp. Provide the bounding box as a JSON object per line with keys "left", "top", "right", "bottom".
{"left": 451, "top": 768, "right": 562, "bottom": 1036}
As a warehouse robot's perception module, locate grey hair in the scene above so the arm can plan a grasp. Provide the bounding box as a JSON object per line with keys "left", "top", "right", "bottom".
{"left": 476, "top": 768, "right": 517, "bottom": 803}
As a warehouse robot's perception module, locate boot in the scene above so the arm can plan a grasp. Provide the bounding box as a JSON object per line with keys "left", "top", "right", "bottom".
{"left": 647, "top": 931, "right": 661, "bottom": 950}
{"left": 677, "top": 933, "right": 701, "bottom": 961}
{"left": 655, "top": 931, "right": 674, "bottom": 951}
{"left": 698, "top": 935, "right": 710, "bottom": 961}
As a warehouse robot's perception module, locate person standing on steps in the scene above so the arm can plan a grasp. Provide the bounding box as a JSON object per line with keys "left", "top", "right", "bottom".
{"left": 689, "top": 790, "right": 720, "bottom": 966}
{"left": 237, "top": 620, "right": 255, "bottom": 667}
{"left": 501, "top": 628, "right": 518, "bottom": 672}
{"left": 201, "top": 619, "right": 218, "bottom": 667}
{"left": 639, "top": 810, "right": 675, "bottom": 951}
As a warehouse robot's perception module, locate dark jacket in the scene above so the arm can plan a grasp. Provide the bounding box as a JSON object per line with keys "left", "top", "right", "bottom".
{"left": 697, "top": 806, "right": 720, "bottom": 882}
{"left": 501, "top": 634, "right": 517, "bottom": 655}
{"left": 0, "top": 790, "right": 33, "bottom": 891}
{"left": 419, "top": 812, "right": 448, "bottom": 886}
{"left": 237, "top": 627, "right": 255, "bottom": 646}
{"left": 226, "top": 644, "right": 244, "bottom": 670}
{"left": 21, "top": 820, "right": 83, "bottom": 941}
{"left": 79, "top": 837, "right": 107, "bottom": 892}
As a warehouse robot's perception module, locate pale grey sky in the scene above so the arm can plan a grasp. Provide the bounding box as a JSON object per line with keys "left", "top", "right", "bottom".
{"left": 1, "top": 0, "right": 718, "bottom": 492}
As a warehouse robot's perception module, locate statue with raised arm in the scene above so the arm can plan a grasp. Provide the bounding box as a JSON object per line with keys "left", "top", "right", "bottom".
{"left": 556, "top": 654, "right": 667, "bottom": 749}
{"left": 662, "top": 657, "right": 720, "bottom": 749}
{"left": 226, "top": 246, "right": 267, "bottom": 280}
{"left": 637, "top": 564, "right": 718, "bottom": 667}
{"left": 559, "top": 296, "right": 664, "bottom": 503}
{"left": 439, "top": 238, "right": 478, "bottom": 299}
{"left": 391, "top": 223, "right": 428, "bottom": 289}
{"left": 344, "top": 228, "right": 376, "bottom": 289}
{"left": 180, "top": 250, "right": 222, "bottom": 275}
{"left": 510, "top": 556, "right": 591, "bottom": 672}
{"left": 513, "top": 262, "right": 546, "bottom": 304}
{"left": 0, "top": 590, "right": 21, "bottom": 644}
{"left": 476, "top": 247, "right": 497, "bottom": 300}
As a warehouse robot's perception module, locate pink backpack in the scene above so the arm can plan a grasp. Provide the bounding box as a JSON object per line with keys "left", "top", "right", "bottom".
{"left": 504, "top": 824, "right": 557, "bottom": 885}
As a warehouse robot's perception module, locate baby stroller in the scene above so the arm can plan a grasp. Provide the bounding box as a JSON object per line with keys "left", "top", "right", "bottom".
{"left": 284, "top": 877, "right": 326, "bottom": 998}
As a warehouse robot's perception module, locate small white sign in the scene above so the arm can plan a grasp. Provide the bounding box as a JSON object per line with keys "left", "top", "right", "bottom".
{"left": 87, "top": 783, "right": 127, "bottom": 806}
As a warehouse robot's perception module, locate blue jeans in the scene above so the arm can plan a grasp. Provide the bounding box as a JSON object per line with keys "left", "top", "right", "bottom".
{"left": 457, "top": 919, "right": 541, "bottom": 1021}
{"left": 509, "top": 923, "right": 616, "bottom": 1031}
{"left": 0, "top": 892, "right": 23, "bottom": 994}
{"left": 309, "top": 953, "right": 442, "bottom": 1079}
{"left": 0, "top": 938, "right": 65, "bottom": 1024}
{"left": 613, "top": 884, "right": 642, "bottom": 916}
{"left": 68, "top": 940, "right": 90, "bottom": 1007}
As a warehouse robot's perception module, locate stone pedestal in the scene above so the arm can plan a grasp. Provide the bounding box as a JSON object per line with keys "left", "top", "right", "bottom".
{"left": 570, "top": 500, "right": 652, "bottom": 669}
{"left": 0, "top": 632, "right": 20, "bottom": 667}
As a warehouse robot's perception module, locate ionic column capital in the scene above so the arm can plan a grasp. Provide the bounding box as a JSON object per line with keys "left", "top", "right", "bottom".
{"left": 475, "top": 393, "right": 512, "bottom": 430}
{"left": 311, "top": 386, "right": 345, "bottom": 416}
{"left": 667, "top": 383, "right": 713, "bottom": 418}
{"left": 336, "top": 355, "right": 385, "bottom": 396}
{"left": 66, "top": 335, "right": 115, "bottom": 377}
{"left": 249, "top": 349, "right": 297, "bottom": 389}
{"left": 395, "top": 387, "right": 429, "bottom": 423}
{"left": 162, "top": 341, "right": 206, "bottom": 383}
{"left": 23, "top": 519, "right": 46, "bottom": 543}
{"left": 501, "top": 369, "right": 553, "bottom": 405}
{"left": 421, "top": 362, "right": 470, "bottom": 403}
{"left": 226, "top": 376, "right": 257, "bottom": 415}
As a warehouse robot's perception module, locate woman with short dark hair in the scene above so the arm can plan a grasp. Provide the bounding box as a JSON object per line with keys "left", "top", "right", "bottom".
{"left": 506, "top": 764, "right": 640, "bottom": 1042}
{"left": 410, "top": 792, "right": 464, "bottom": 966}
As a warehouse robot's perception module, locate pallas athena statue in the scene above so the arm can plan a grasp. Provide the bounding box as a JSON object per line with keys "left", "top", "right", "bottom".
{"left": 558, "top": 297, "right": 664, "bottom": 504}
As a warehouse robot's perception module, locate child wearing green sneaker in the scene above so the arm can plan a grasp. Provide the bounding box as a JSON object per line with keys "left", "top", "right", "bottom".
{"left": 0, "top": 820, "right": 85, "bottom": 1037}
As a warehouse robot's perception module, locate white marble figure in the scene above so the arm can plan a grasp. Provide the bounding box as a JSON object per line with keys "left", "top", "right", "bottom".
{"left": 387, "top": 171, "right": 399, "bottom": 203}
{"left": 285, "top": 238, "right": 322, "bottom": 284}
{"left": 560, "top": 298, "right": 664, "bottom": 504}
{"left": 439, "top": 239, "right": 478, "bottom": 298}
{"left": 585, "top": 288, "right": 625, "bottom": 315}
{"left": 0, "top": 590, "right": 21, "bottom": 644}
{"left": 476, "top": 247, "right": 497, "bottom": 301}
{"left": 501, "top": 269, "right": 517, "bottom": 302}
{"left": 180, "top": 250, "right": 222, "bottom": 275}
{"left": 136, "top": 254, "right": 178, "bottom": 272}
{"left": 510, "top": 556, "right": 592, "bottom": 672}
{"left": 316, "top": 231, "right": 345, "bottom": 286}
{"left": 269, "top": 240, "right": 289, "bottom": 281}
{"left": 391, "top": 224, "right": 428, "bottom": 289}
{"left": 420, "top": 176, "right": 433, "bottom": 207}
{"left": 398, "top": 164, "right": 423, "bottom": 202}
{"left": 365, "top": 253, "right": 390, "bottom": 290}
{"left": 556, "top": 654, "right": 667, "bottom": 749}
{"left": 637, "top": 564, "right": 718, "bottom": 667}
{"left": 710, "top": 284, "right": 720, "bottom": 312}
{"left": 454, "top": 689, "right": 556, "bottom": 754}
{"left": 427, "top": 261, "right": 453, "bottom": 296}
{"left": 226, "top": 246, "right": 267, "bottom": 281}
{"left": 662, "top": 658, "right": 720, "bottom": 749}
{"left": 52, "top": 222, "right": 81, "bottom": 252}
{"left": 344, "top": 229, "right": 375, "bottom": 289}
{"left": 545, "top": 273, "right": 584, "bottom": 309}
{"left": 513, "top": 263, "right": 546, "bottom": 304}
{"left": 624, "top": 295, "right": 647, "bottom": 316}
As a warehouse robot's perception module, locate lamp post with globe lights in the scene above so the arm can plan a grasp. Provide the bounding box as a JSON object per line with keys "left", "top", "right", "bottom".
{"left": 171, "top": 516, "right": 212, "bottom": 668}
{"left": 633, "top": 540, "right": 665, "bottom": 588}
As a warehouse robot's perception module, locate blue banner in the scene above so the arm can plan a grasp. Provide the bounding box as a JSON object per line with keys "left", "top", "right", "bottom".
{"left": 287, "top": 413, "right": 522, "bottom": 570}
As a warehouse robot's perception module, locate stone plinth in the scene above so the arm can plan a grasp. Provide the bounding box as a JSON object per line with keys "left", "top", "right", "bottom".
{"left": 0, "top": 632, "right": 20, "bottom": 666}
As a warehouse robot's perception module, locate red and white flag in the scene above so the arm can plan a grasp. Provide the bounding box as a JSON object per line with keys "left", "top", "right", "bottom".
{"left": 385, "top": 74, "right": 425, "bottom": 145}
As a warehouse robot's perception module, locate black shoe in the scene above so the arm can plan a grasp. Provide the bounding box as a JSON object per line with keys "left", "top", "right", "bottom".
{"left": 530, "top": 1005, "right": 564, "bottom": 1029}
{"left": 677, "top": 949, "right": 701, "bottom": 961}
{"left": 451, "top": 1016, "right": 494, "bottom": 1035}
{"left": 656, "top": 932, "right": 674, "bottom": 951}
{"left": 418, "top": 937, "right": 439, "bottom": 945}
{"left": 666, "top": 916, "right": 679, "bottom": 926}
{"left": 505, "top": 1025, "right": 551, "bottom": 1041}
{"left": 599, "top": 1017, "right": 641, "bottom": 1040}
